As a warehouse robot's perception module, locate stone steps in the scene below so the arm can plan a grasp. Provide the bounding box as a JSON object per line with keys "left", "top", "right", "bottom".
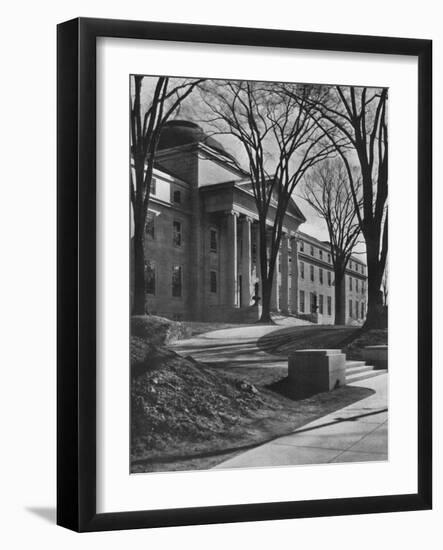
{"left": 345, "top": 360, "right": 386, "bottom": 383}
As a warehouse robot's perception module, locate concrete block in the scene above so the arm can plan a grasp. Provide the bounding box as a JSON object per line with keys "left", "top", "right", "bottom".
{"left": 288, "top": 349, "right": 346, "bottom": 399}
{"left": 361, "top": 345, "right": 388, "bottom": 370}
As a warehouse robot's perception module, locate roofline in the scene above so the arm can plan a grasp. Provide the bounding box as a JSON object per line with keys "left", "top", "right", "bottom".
{"left": 296, "top": 230, "right": 366, "bottom": 266}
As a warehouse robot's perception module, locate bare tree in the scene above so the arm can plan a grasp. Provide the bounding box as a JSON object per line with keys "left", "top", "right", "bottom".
{"left": 130, "top": 75, "right": 203, "bottom": 315}
{"left": 286, "top": 85, "right": 388, "bottom": 328}
{"left": 302, "top": 159, "right": 362, "bottom": 324}
{"left": 381, "top": 264, "right": 388, "bottom": 306}
{"left": 200, "top": 81, "right": 334, "bottom": 322}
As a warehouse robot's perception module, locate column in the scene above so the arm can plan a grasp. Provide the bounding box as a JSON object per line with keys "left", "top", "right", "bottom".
{"left": 290, "top": 234, "right": 298, "bottom": 313}
{"left": 254, "top": 221, "right": 262, "bottom": 299}
{"left": 280, "top": 234, "right": 289, "bottom": 314}
{"left": 225, "top": 211, "right": 238, "bottom": 307}
{"left": 240, "top": 216, "right": 252, "bottom": 307}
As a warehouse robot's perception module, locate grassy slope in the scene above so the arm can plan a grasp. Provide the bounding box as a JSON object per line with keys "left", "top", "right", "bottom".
{"left": 257, "top": 324, "right": 387, "bottom": 360}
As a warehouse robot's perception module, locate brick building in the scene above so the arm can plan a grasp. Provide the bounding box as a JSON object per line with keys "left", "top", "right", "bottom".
{"left": 134, "top": 120, "right": 367, "bottom": 324}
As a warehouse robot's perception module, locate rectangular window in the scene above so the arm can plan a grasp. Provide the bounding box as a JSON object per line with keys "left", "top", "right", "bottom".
{"left": 310, "top": 245, "right": 314, "bottom": 256}
{"left": 356, "top": 279, "right": 359, "bottom": 292}
{"left": 173, "top": 189, "right": 181, "bottom": 203}
{"left": 349, "top": 299, "right": 353, "bottom": 317}
{"left": 210, "top": 229, "right": 217, "bottom": 252}
{"left": 319, "top": 294, "right": 324, "bottom": 314}
{"left": 299, "top": 290, "right": 305, "bottom": 312}
{"left": 328, "top": 253, "right": 331, "bottom": 263}
{"left": 172, "top": 265, "right": 182, "bottom": 297}
{"left": 361, "top": 302, "right": 365, "bottom": 319}
{"left": 300, "top": 261, "right": 304, "bottom": 279}
{"left": 299, "top": 241, "right": 304, "bottom": 252}
{"left": 319, "top": 250, "right": 323, "bottom": 260}
{"left": 327, "top": 271, "right": 332, "bottom": 287}
{"left": 319, "top": 268, "right": 323, "bottom": 285}
{"left": 145, "top": 261, "right": 156, "bottom": 295}
{"left": 145, "top": 211, "right": 155, "bottom": 238}
{"left": 210, "top": 270, "right": 217, "bottom": 293}
{"left": 362, "top": 281, "right": 365, "bottom": 294}
{"left": 173, "top": 220, "right": 182, "bottom": 247}
{"left": 310, "top": 264, "right": 314, "bottom": 282}
{"left": 310, "top": 292, "right": 317, "bottom": 313}
{"left": 355, "top": 300, "right": 359, "bottom": 319}
{"left": 349, "top": 276, "right": 353, "bottom": 291}
{"left": 327, "top": 296, "right": 332, "bottom": 316}
{"left": 150, "top": 177, "right": 157, "bottom": 195}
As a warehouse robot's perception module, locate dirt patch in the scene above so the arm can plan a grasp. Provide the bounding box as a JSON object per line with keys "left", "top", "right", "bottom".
{"left": 131, "top": 315, "right": 193, "bottom": 345}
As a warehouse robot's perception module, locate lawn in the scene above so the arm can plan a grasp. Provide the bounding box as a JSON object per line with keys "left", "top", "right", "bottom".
{"left": 257, "top": 324, "right": 387, "bottom": 360}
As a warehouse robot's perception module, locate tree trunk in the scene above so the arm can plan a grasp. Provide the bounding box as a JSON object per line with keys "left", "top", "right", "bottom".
{"left": 364, "top": 238, "right": 386, "bottom": 329}
{"left": 132, "top": 229, "right": 146, "bottom": 315}
{"left": 334, "top": 269, "right": 346, "bottom": 325}
{"left": 259, "top": 278, "right": 273, "bottom": 323}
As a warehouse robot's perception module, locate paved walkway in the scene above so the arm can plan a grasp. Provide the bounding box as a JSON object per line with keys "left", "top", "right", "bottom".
{"left": 214, "top": 373, "right": 388, "bottom": 469}
{"left": 170, "top": 323, "right": 291, "bottom": 368}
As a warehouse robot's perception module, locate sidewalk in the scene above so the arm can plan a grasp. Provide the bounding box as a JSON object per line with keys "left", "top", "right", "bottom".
{"left": 214, "top": 373, "right": 388, "bottom": 469}
{"left": 170, "top": 324, "right": 287, "bottom": 368}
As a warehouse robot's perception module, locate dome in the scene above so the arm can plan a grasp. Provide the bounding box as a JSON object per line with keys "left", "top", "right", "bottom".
{"left": 157, "top": 120, "right": 233, "bottom": 159}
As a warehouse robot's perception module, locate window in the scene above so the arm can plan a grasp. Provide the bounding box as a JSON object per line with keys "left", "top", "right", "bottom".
{"left": 310, "top": 264, "right": 314, "bottom": 282}
{"left": 327, "top": 271, "right": 332, "bottom": 287}
{"left": 145, "top": 211, "right": 155, "bottom": 238}
{"left": 319, "top": 250, "right": 323, "bottom": 260}
{"left": 172, "top": 265, "right": 182, "bottom": 297}
{"left": 319, "top": 268, "right": 323, "bottom": 285}
{"left": 299, "top": 290, "right": 305, "bottom": 312}
{"left": 355, "top": 300, "right": 359, "bottom": 319}
{"left": 210, "top": 229, "right": 217, "bottom": 252}
{"left": 310, "top": 245, "right": 314, "bottom": 256}
{"left": 319, "top": 294, "right": 324, "bottom": 314}
{"left": 145, "top": 261, "right": 156, "bottom": 295}
{"left": 362, "top": 281, "right": 365, "bottom": 294}
{"left": 299, "top": 241, "right": 304, "bottom": 252}
{"left": 349, "top": 276, "right": 353, "bottom": 291}
{"left": 361, "top": 302, "right": 365, "bottom": 319}
{"left": 300, "top": 261, "right": 304, "bottom": 279}
{"left": 210, "top": 270, "right": 217, "bottom": 293}
{"left": 173, "top": 189, "right": 181, "bottom": 204}
{"left": 310, "top": 292, "right": 317, "bottom": 313}
{"left": 327, "top": 296, "right": 332, "bottom": 316}
{"left": 356, "top": 279, "right": 359, "bottom": 292}
{"left": 150, "top": 177, "right": 157, "bottom": 195}
{"left": 328, "top": 253, "right": 331, "bottom": 263}
{"left": 349, "top": 299, "right": 353, "bottom": 317}
{"left": 173, "top": 220, "right": 182, "bottom": 247}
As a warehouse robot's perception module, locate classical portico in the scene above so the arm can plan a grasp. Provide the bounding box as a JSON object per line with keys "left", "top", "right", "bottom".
{"left": 216, "top": 204, "right": 303, "bottom": 320}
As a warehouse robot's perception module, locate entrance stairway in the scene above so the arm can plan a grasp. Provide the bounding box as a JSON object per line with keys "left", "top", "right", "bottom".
{"left": 345, "top": 360, "right": 387, "bottom": 384}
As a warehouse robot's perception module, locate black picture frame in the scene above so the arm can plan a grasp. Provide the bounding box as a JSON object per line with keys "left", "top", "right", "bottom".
{"left": 57, "top": 17, "right": 432, "bottom": 532}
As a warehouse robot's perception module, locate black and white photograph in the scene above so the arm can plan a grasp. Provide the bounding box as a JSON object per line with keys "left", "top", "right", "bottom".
{"left": 130, "top": 75, "right": 388, "bottom": 474}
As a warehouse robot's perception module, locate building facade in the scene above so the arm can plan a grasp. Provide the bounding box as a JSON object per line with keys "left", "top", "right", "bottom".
{"left": 134, "top": 120, "right": 367, "bottom": 324}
